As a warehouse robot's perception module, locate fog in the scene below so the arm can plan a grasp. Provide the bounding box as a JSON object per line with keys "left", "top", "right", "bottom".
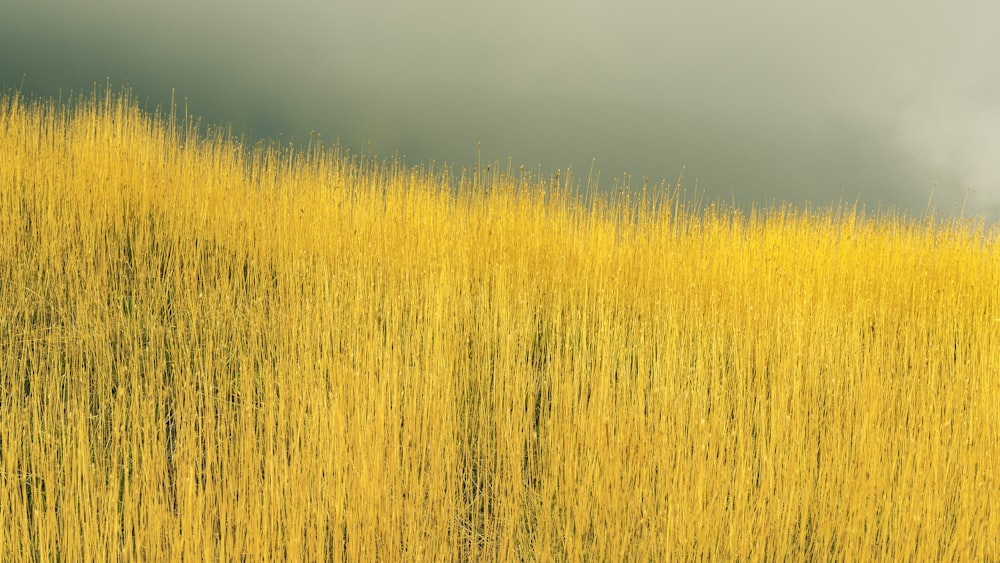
{"left": 4, "top": 0, "right": 999, "bottom": 219}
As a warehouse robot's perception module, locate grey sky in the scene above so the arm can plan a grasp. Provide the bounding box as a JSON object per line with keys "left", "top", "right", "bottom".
{"left": 3, "top": 0, "right": 999, "bottom": 219}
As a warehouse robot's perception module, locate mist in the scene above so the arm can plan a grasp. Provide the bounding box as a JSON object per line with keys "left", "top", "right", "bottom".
{"left": 3, "top": 0, "right": 998, "bottom": 219}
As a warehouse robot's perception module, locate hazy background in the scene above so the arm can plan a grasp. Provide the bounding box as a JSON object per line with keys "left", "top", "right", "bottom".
{"left": 3, "top": 0, "right": 999, "bottom": 220}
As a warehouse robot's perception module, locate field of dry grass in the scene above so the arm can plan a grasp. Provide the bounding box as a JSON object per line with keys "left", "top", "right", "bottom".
{"left": 1, "top": 90, "right": 998, "bottom": 560}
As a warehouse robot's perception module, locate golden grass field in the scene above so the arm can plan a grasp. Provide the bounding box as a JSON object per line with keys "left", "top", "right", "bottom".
{"left": 1, "top": 89, "right": 998, "bottom": 561}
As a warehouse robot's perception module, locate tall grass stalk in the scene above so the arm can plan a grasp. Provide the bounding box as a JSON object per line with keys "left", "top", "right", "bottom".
{"left": 1, "top": 89, "right": 998, "bottom": 560}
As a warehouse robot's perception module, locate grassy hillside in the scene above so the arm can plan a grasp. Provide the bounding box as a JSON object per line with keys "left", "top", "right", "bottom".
{"left": 1, "top": 90, "right": 998, "bottom": 560}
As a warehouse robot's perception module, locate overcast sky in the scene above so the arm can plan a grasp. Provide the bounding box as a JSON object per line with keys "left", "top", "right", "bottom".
{"left": 3, "top": 0, "right": 999, "bottom": 219}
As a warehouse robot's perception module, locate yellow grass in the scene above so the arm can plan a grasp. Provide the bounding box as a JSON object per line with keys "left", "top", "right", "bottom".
{"left": 1, "top": 89, "right": 998, "bottom": 560}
